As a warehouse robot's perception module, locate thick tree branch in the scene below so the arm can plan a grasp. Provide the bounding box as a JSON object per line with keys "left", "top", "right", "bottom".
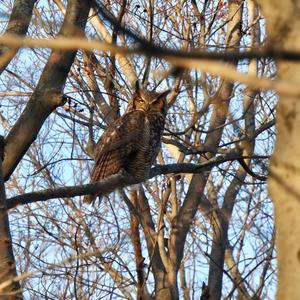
{"left": 7, "top": 172, "right": 137, "bottom": 209}
{"left": 92, "top": 0, "right": 300, "bottom": 62}
{"left": 0, "top": 0, "right": 36, "bottom": 75}
{"left": 3, "top": 0, "right": 92, "bottom": 181}
{"left": 7, "top": 152, "right": 268, "bottom": 209}
{"left": 170, "top": 2, "right": 245, "bottom": 292}
{"left": 2, "top": 34, "right": 300, "bottom": 62}
{"left": 256, "top": 1, "right": 300, "bottom": 299}
{"left": 0, "top": 137, "right": 21, "bottom": 297}
{"left": 0, "top": 34, "right": 299, "bottom": 97}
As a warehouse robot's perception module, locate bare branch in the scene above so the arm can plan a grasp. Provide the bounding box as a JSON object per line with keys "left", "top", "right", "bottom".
{"left": 0, "top": 34, "right": 299, "bottom": 97}
{"left": 3, "top": 1, "right": 92, "bottom": 181}
{"left": 0, "top": 0, "right": 36, "bottom": 75}
{"left": 7, "top": 152, "right": 268, "bottom": 209}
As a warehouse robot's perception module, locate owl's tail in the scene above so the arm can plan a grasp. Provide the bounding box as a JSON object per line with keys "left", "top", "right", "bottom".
{"left": 83, "top": 193, "right": 96, "bottom": 204}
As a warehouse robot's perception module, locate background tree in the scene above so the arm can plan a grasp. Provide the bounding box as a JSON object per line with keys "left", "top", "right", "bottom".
{"left": 256, "top": 1, "right": 300, "bottom": 299}
{"left": 0, "top": 0, "right": 279, "bottom": 299}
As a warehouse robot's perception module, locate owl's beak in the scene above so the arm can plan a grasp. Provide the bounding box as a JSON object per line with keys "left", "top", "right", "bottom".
{"left": 144, "top": 103, "right": 150, "bottom": 111}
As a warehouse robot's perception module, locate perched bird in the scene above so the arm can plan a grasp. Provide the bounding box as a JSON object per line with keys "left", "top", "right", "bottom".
{"left": 83, "top": 82, "right": 170, "bottom": 203}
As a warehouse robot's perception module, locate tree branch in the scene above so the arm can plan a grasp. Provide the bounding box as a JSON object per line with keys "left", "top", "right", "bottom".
{"left": 1, "top": 33, "right": 298, "bottom": 97}
{"left": 0, "top": 0, "right": 36, "bottom": 75}
{"left": 7, "top": 152, "right": 268, "bottom": 209}
{"left": 3, "top": 0, "right": 92, "bottom": 181}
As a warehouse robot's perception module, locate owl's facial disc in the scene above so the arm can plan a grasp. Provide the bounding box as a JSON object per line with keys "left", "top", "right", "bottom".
{"left": 132, "top": 86, "right": 169, "bottom": 114}
{"left": 133, "top": 96, "right": 149, "bottom": 111}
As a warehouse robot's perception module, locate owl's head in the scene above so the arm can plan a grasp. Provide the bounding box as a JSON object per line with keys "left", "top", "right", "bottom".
{"left": 132, "top": 81, "right": 170, "bottom": 116}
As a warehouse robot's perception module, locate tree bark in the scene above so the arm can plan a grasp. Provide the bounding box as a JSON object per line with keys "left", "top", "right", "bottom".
{"left": 3, "top": 0, "right": 92, "bottom": 181}
{"left": 0, "top": 1, "right": 92, "bottom": 298}
{"left": 0, "top": 0, "right": 36, "bottom": 75}
{"left": 255, "top": 1, "right": 300, "bottom": 299}
{"left": 135, "top": 188, "right": 178, "bottom": 299}
{"left": 0, "top": 137, "right": 21, "bottom": 299}
{"left": 167, "top": 1, "right": 244, "bottom": 299}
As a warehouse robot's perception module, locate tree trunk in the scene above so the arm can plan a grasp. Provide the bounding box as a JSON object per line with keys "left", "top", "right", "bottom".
{"left": 256, "top": 1, "right": 300, "bottom": 299}
{"left": 0, "top": 137, "right": 21, "bottom": 299}
{"left": 3, "top": 0, "right": 92, "bottom": 180}
{"left": 0, "top": 1, "right": 92, "bottom": 298}
{"left": 155, "top": 273, "right": 179, "bottom": 300}
{"left": 0, "top": 0, "right": 36, "bottom": 75}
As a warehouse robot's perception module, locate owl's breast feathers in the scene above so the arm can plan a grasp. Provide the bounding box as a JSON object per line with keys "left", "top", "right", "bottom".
{"left": 90, "top": 110, "right": 164, "bottom": 185}
{"left": 146, "top": 112, "right": 165, "bottom": 164}
{"left": 83, "top": 110, "right": 165, "bottom": 204}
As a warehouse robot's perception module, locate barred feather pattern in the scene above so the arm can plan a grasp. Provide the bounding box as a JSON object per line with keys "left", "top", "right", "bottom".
{"left": 83, "top": 84, "right": 169, "bottom": 204}
{"left": 83, "top": 111, "right": 165, "bottom": 203}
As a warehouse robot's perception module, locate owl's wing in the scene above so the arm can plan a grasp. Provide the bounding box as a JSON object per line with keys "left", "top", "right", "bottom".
{"left": 91, "top": 111, "right": 145, "bottom": 182}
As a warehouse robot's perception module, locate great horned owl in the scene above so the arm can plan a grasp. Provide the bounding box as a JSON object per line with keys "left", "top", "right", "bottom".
{"left": 83, "top": 82, "right": 170, "bottom": 203}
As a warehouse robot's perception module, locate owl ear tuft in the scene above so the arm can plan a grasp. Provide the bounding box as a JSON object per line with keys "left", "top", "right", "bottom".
{"left": 132, "top": 81, "right": 142, "bottom": 110}
{"left": 158, "top": 89, "right": 171, "bottom": 100}
{"left": 135, "top": 80, "right": 142, "bottom": 95}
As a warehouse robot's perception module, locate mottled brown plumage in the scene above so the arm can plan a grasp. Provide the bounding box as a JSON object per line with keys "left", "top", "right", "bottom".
{"left": 83, "top": 82, "right": 170, "bottom": 203}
